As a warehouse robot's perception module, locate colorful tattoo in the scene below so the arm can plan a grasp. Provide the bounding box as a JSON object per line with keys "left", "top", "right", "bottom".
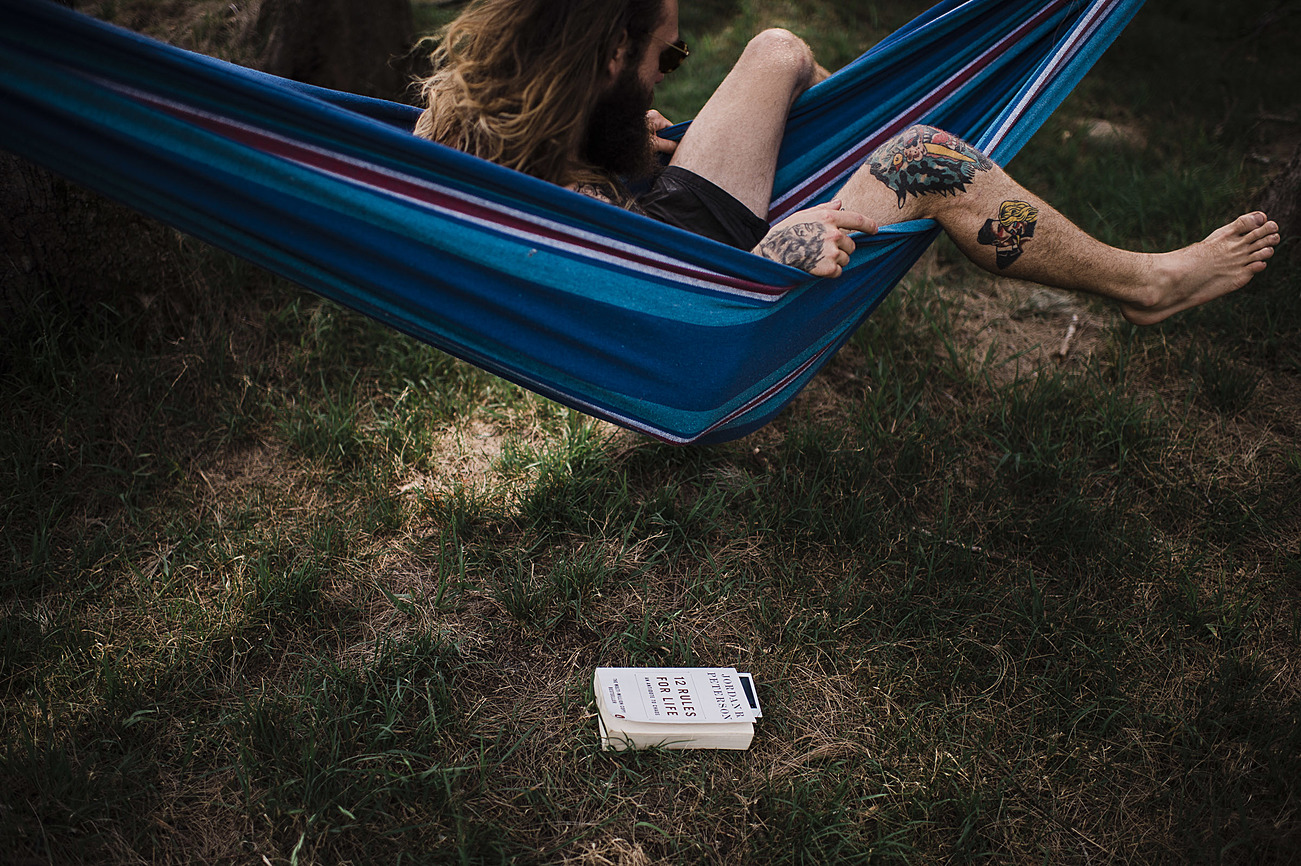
{"left": 869, "top": 125, "right": 993, "bottom": 208}
{"left": 977, "top": 200, "right": 1039, "bottom": 268}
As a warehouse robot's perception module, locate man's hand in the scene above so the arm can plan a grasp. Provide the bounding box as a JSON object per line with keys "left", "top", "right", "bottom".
{"left": 753, "top": 201, "right": 876, "bottom": 277}
{"left": 646, "top": 110, "right": 677, "bottom": 156}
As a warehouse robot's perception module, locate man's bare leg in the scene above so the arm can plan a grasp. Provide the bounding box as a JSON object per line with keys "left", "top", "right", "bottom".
{"left": 837, "top": 125, "right": 1280, "bottom": 325}
{"left": 669, "top": 29, "right": 824, "bottom": 217}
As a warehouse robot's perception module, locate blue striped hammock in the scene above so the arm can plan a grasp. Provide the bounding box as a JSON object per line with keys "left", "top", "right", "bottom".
{"left": 0, "top": 0, "right": 1143, "bottom": 443}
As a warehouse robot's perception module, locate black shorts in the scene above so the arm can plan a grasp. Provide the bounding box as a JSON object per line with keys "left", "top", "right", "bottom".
{"left": 637, "top": 166, "right": 771, "bottom": 251}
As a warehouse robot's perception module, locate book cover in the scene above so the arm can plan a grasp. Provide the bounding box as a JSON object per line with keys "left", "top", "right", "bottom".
{"left": 593, "top": 667, "right": 761, "bottom": 751}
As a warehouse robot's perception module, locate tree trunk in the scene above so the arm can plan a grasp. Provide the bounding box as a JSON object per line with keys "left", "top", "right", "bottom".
{"left": 1258, "top": 141, "right": 1300, "bottom": 261}
{"left": 249, "top": 0, "right": 417, "bottom": 101}
{"left": 1, "top": 154, "right": 176, "bottom": 329}
{"left": 1, "top": 0, "right": 417, "bottom": 335}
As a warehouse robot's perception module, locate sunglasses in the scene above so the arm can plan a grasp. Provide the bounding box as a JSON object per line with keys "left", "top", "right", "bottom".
{"left": 656, "top": 37, "right": 690, "bottom": 74}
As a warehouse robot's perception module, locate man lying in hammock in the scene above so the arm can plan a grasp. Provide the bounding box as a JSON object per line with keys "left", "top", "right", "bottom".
{"left": 414, "top": 0, "right": 1279, "bottom": 325}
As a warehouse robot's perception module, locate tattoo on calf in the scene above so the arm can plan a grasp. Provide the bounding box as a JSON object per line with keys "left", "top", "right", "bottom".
{"left": 869, "top": 125, "right": 993, "bottom": 208}
{"left": 757, "top": 223, "right": 826, "bottom": 272}
{"left": 977, "top": 200, "right": 1039, "bottom": 268}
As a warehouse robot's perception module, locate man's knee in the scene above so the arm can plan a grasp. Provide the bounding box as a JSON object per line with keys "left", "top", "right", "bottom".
{"left": 740, "top": 28, "right": 818, "bottom": 84}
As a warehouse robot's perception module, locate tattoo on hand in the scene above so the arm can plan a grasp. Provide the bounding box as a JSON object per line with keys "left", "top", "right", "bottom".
{"left": 757, "top": 223, "right": 827, "bottom": 272}
{"left": 868, "top": 124, "right": 993, "bottom": 208}
{"left": 572, "top": 182, "right": 617, "bottom": 204}
{"left": 977, "top": 200, "right": 1039, "bottom": 268}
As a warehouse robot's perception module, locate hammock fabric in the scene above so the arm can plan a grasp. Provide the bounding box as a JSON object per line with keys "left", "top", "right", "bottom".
{"left": 0, "top": 0, "right": 1143, "bottom": 443}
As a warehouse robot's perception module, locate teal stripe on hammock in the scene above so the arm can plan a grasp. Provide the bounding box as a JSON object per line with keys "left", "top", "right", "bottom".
{"left": 0, "top": 0, "right": 1144, "bottom": 443}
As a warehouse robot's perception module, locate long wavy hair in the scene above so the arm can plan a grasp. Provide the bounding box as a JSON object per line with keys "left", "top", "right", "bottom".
{"left": 415, "top": 0, "right": 664, "bottom": 191}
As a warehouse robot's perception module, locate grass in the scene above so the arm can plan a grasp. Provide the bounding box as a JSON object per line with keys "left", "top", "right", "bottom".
{"left": 3, "top": 0, "right": 1301, "bottom": 863}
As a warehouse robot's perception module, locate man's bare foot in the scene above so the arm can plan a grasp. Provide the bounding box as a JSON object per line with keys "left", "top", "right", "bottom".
{"left": 1121, "top": 212, "right": 1280, "bottom": 325}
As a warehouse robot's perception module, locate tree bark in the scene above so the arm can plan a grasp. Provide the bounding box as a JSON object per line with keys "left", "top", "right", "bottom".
{"left": 1, "top": 154, "right": 176, "bottom": 326}
{"left": 248, "top": 0, "right": 417, "bottom": 101}
{"left": 1, "top": 0, "right": 419, "bottom": 334}
{"left": 1258, "top": 141, "right": 1300, "bottom": 261}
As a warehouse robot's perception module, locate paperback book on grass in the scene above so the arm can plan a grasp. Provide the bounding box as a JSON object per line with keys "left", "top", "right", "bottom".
{"left": 593, "top": 667, "right": 762, "bottom": 751}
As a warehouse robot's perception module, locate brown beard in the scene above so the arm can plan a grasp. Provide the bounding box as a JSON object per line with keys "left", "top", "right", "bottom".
{"left": 583, "top": 64, "right": 656, "bottom": 181}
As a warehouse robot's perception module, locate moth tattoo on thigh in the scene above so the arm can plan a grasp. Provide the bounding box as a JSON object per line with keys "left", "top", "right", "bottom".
{"left": 869, "top": 125, "right": 993, "bottom": 207}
